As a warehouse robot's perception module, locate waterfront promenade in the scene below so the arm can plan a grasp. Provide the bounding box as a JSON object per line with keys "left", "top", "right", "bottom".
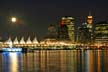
{"left": 0, "top": 37, "right": 108, "bottom": 50}
{"left": 0, "top": 42, "right": 108, "bottom": 50}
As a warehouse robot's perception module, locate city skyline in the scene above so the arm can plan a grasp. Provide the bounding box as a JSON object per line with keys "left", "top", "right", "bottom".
{"left": 0, "top": 13, "right": 107, "bottom": 40}
{"left": 0, "top": 0, "right": 108, "bottom": 40}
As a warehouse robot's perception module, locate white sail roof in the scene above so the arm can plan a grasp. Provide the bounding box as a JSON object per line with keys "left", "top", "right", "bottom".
{"left": 26, "top": 36, "right": 32, "bottom": 44}
{"left": 4, "top": 37, "right": 13, "bottom": 48}
{"left": 4, "top": 37, "right": 12, "bottom": 44}
{"left": 32, "top": 37, "right": 38, "bottom": 44}
{"left": 13, "top": 37, "right": 19, "bottom": 44}
{"left": 20, "top": 37, "right": 25, "bottom": 44}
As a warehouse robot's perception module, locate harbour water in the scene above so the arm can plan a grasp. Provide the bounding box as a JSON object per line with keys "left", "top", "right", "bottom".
{"left": 0, "top": 49, "right": 108, "bottom": 72}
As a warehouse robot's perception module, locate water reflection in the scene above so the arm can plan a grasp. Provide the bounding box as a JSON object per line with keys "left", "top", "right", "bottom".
{"left": 84, "top": 50, "right": 95, "bottom": 72}
{"left": 0, "top": 50, "right": 108, "bottom": 72}
{"left": 97, "top": 50, "right": 101, "bottom": 72}
{"left": 2, "top": 52, "right": 22, "bottom": 72}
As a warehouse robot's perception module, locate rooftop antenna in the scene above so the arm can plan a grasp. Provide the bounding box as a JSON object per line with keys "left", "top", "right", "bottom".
{"left": 89, "top": 11, "right": 91, "bottom": 16}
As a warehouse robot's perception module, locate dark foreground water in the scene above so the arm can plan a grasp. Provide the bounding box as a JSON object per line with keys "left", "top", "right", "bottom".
{"left": 0, "top": 50, "right": 108, "bottom": 72}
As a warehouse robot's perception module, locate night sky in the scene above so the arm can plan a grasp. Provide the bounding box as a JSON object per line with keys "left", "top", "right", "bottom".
{"left": 0, "top": 0, "right": 108, "bottom": 40}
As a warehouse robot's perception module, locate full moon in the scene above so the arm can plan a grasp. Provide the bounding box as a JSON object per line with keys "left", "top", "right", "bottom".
{"left": 11, "top": 17, "right": 17, "bottom": 23}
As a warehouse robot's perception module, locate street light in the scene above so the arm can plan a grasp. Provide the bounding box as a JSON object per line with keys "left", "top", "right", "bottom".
{"left": 11, "top": 17, "right": 17, "bottom": 23}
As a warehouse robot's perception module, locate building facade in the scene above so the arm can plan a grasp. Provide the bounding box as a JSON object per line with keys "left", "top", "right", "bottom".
{"left": 45, "top": 24, "right": 58, "bottom": 39}
{"left": 58, "top": 16, "right": 75, "bottom": 42}
{"left": 87, "top": 12, "right": 94, "bottom": 43}
{"left": 95, "top": 21, "right": 108, "bottom": 44}
{"left": 78, "top": 23, "right": 91, "bottom": 44}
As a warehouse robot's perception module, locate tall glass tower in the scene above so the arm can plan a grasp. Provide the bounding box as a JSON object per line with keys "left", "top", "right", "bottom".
{"left": 59, "top": 16, "right": 75, "bottom": 42}
{"left": 87, "top": 12, "right": 94, "bottom": 43}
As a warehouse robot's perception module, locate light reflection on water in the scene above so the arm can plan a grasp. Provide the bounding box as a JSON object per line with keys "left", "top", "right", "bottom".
{"left": 8, "top": 53, "right": 18, "bottom": 72}
{"left": 0, "top": 50, "right": 108, "bottom": 72}
{"left": 2, "top": 52, "right": 22, "bottom": 72}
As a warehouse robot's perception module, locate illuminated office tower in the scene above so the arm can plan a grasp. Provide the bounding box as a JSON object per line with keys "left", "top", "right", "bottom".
{"left": 87, "top": 12, "right": 93, "bottom": 24}
{"left": 78, "top": 23, "right": 90, "bottom": 43}
{"left": 58, "top": 24, "right": 69, "bottom": 40}
{"left": 87, "top": 12, "right": 94, "bottom": 43}
{"left": 60, "top": 17, "right": 75, "bottom": 26}
{"left": 45, "top": 24, "right": 58, "bottom": 39}
{"left": 95, "top": 21, "right": 108, "bottom": 44}
{"left": 87, "top": 12, "right": 93, "bottom": 32}
{"left": 58, "top": 16, "right": 75, "bottom": 42}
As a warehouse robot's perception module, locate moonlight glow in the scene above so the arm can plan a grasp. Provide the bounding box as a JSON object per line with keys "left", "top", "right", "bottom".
{"left": 11, "top": 17, "right": 17, "bottom": 23}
